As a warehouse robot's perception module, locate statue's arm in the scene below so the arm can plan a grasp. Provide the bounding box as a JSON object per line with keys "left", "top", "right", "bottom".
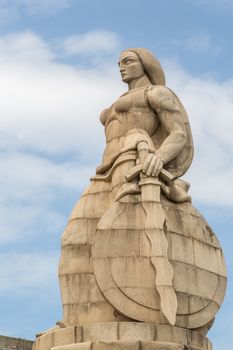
{"left": 147, "top": 86, "right": 186, "bottom": 165}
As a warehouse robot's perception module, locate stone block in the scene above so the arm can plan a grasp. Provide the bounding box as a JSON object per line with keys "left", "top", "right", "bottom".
{"left": 203, "top": 224, "right": 220, "bottom": 246}
{"left": 194, "top": 268, "right": 219, "bottom": 300}
{"left": 193, "top": 240, "right": 226, "bottom": 277}
{"left": 172, "top": 261, "right": 219, "bottom": 301}
{"left": 121, "top": 287, "right": 160, "bottom": 310}
{"left": 110, "top": 257, "right": 156, "bottom": 289}
{"left": 212, "top": 275, "right": 227, "bottom": 306}
{"left": 92, "top": 258, "right": 116, "bottom": 292}
{"left": 87, "top": 301, "right": 116, "bottom": 323}
{"left": 164, "top": 208, "right": 189, "bottom": 237}
{"left": 97, "top": 202, "right": 146, "bottom": 230}
{"left": 176, "top": 292, "right": 208, "bottom": 315}
{"left": 63, "top": 303, "right": 81, "bottom": 325}
{"left": 83, "top": 180, "right": 111, "bottom": 195}
{"left": 140, "top": 230, "right": 152, "bottom": 257}
{"left": 182, "top": 213, "right": 204, "bottom": 240}
{"left": 119, "top": 322, "right": 155, "bottom": 341}
{"left": 186, "top": 346, "right": 211, "bottom": 350}
{"left": 59, "top": 274, "right": 81, "bottom": 304}
{"left": 70, "top": 191, "right": 110, "bottom": 220}
{"left": 53, "top": 327, "right": 80, "bottom": 347}
{"left": 61, "top": 219, "right": 89, "bottom": 246}
{"left": 59, "top": 244, "right": 92, "bottom": 275}
{"left": 187, "top": 330, "right": 210, "bottom": 350}
{"left": 65, "top": 301, "right": 115, "bottom": 324}
{"left": 83, "top": 323, "right": 118, "bottom": 342}
{"left": 92, "top": 341, "right": 140, "bottom": 350}
{"left": 104, "top": 287, "right": 161, "bottom": 324}
{"left": 79, "top": 274, "right": 90, "bottom": 303}
{"left": 167, "top": 232, "right": 194, "bottom": 265}
{"left": 89, "top": 275, "right": 105, "bottom": 303}
{"left": 141, "top": 342, "right": 184, "bottom": 350}
{"left": 32, "top": 341, "right": 37, "bottom": 350}
{"left": 188, "top": 301, "right": 219, "bottom": 330}
{"left": 51, "top": 343, "right": 92, "bottom": 350}
{"left": 155, "top": 324, "right": 188, "bottom": 345}
{"left": 172, "top": 262, "right": 196, "bottom": 296}
{"left": 93, "top": 228, "right": 141, "bottom": 258}
{"left": 87, "top": 218, "right": 100, "bottom": 242}
{"left": 37, "top": 333, "right": 53, "bottom": 350}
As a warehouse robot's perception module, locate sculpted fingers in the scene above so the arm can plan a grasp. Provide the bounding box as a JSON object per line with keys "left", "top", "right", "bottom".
{"left": 142, "top": 153, "right": 163, "bottom": 177}
{"left": 142, "top": 153, "right": 153, "bottom": 174}
{"left": 152, "top": 157, "right": 163, "bottom": 177}
{"left": 146, "top": 155, "right": 157, "bottom": 176}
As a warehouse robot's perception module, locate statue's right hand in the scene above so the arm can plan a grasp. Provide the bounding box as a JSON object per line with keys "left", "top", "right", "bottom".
{"left": 142, "top": 153, "right": 163, "bottom": 177}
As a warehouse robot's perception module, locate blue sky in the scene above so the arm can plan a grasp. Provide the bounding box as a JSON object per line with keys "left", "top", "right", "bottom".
{"left": 0, "top": 0, "right": 232, "bottom": 349}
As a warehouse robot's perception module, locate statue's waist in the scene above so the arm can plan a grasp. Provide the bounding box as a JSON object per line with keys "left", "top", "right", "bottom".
{"left": 97, "top": 129, "right": 156, "bottom": 175}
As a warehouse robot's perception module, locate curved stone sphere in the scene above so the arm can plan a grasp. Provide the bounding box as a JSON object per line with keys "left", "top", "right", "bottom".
{"left": 93, "top": 194, "right": 227, "bottom": 330}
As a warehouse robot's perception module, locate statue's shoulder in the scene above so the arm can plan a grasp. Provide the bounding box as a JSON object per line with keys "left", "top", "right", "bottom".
{"left": 147, "top": 85, "right": 179, "bottom": 111}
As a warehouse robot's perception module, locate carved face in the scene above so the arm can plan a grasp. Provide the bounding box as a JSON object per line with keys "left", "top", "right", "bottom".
{"left": 118, "top": 51, "right": 145, "bottom": 83}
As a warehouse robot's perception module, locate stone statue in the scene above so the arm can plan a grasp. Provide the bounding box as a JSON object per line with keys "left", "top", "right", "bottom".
{"left": 34, "top": 49, "right": 227, "bottom": 350}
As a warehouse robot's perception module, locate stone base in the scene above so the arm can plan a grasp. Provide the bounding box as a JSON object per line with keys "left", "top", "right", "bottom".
{"left": 33, "top": 323, "right": 212, "bottom": 350}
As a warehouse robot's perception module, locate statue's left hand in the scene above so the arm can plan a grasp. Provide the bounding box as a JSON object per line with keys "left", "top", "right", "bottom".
{"left": 142, "top": 153, "right": 163, "bottom": 177}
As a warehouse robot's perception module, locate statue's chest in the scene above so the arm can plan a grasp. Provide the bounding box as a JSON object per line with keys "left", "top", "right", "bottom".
{"left": 113, "top": 89, "right": 148, "bottom": 113}
{"left": 106, "top": 89, "right": 157, "bottom": 124}
{"left": 104, "top": 89, "right": 158, "bottom": 141}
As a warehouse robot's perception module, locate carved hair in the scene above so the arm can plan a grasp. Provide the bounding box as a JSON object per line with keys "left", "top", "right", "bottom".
{"left": 126, "top": 48, "right": 165, "bottom": 86}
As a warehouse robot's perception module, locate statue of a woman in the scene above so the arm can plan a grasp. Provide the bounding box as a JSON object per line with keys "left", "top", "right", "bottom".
{"left": 35, "top": 49, "right": 226, "bottom": 350}
{"left": 58, "top": 48, "right": 226, "bottom": 330}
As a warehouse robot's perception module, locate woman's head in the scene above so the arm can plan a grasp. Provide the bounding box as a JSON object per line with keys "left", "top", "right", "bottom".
{"left": 119, "top": 48, "right": 165, "bottom": 86}
{"left": 118, "top": 50, "right": 145, "bottom": 84}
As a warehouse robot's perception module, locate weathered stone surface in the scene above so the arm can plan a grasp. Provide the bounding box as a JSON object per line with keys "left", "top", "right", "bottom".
{"left": 51, "top": 343, "right": 92, "bottom": 350}
{"left": 119, "top": 322, "right": 155, "bottom": 341}
{"left": 53, "top": 327, "right": 80, "bottom": 347}
{"left": 155, "top": 324, "right": 188, "bottom": 344}
{"left": 92, "top": 341, "right": 140, "bottom": 350}
{"left": 62, "top": 301, "right": 116, "bottom": 325}
{"left": 34, "top": 323, "right": 212, "bottom": 350}
{"left": 141, "top": 342, "right": 184, "bottom": 350}
{"left": 59, "top": 244, "right": 92, "bottom": 275}
{"left": 167, "top": 232, "right": 194, "bottom": 265}
{"left": 36, "top": 333, "right": 53, "bottom": 350}
{"left": 83, "top": 323, "right": 118, "bottom": 342}
{"left": 34, "top": 48, "right": 226, "bottom": 350}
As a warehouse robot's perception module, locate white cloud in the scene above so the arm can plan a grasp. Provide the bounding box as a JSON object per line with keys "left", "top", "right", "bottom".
{"left": 0, "top": 31, "right": 53, "bottom": 63}
{"left": 0, "top": 31, "right": 122, "bottom": 155}
{"left": 63, "top": 30, "right": 121, "bottom": 56}
{"left": 0, "top": 31, "right": 123, "bottom": 246}
{"left": 0, "top": 152, "right": 95, "bottom": 244}
{"left": 173, "top": 33, "right": 221, "bottom": 55}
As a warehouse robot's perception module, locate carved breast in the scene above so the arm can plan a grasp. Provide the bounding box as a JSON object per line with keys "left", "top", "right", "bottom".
{"left": 104, "top": 88, "right": 159, "bottom": 143}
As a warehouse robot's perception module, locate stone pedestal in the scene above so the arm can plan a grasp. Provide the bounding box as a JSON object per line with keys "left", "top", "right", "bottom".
{"left": 33, "top": 323, "right": 212, "bottom": 350}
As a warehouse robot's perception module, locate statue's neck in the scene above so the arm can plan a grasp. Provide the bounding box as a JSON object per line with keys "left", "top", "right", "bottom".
{"left": 128, "top": 74, "right": 151, "bottom": 90}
